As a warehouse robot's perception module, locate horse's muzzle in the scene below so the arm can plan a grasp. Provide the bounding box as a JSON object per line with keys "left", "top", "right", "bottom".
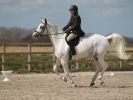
{"left": 32, "top": 32, "right": 38, "bottom": 39}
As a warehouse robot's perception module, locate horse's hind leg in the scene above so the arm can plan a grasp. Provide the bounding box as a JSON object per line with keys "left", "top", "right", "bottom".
{"left": 90, "top": 56, "right": 102, "bottom": 87}
{"left": 98, "top": 58, "right": 109, "bottom": 86}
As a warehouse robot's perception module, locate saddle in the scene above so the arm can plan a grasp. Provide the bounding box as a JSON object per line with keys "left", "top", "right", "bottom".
{"left": 66, "top": 36, "right": 80, "bottom": 47}
{"left": 65, "top": 36, "right": 80, "bottom": 60}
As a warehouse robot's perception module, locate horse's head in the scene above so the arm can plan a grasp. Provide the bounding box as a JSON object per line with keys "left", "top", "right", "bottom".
{"left": 32, "top": 18, "right": 48, "bottom": 39}
{"left": 32, "top": 18, "right": 64, "bottom": 39}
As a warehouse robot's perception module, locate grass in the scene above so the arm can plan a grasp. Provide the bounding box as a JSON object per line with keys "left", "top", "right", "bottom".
{"left": 0, "top": 53, "right": 133, "bottom": 73}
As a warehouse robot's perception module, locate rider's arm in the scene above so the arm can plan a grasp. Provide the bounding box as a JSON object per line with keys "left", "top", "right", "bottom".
{"left": 63, "top": 16, "right": 72, "bottom": 31}
{"left": 64, "top": 15, "right": 80, "bottom": 33}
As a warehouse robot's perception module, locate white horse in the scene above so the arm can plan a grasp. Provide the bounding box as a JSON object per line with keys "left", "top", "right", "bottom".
{"left": 32, "top": 18, "right": 130, "bottom": 87}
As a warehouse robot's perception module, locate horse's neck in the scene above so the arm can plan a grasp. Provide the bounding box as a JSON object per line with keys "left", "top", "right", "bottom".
{"left": 49, "top": 35, "right": 61, "bottom": 49}
{"left": 49, "top": 26, "right": 64, "bottom": 50}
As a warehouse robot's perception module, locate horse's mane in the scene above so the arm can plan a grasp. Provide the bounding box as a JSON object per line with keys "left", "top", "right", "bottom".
{"left": 47, "top": 20, "right": 66, "bottom": 38}
{"left": 47, "top": 20, "right": 57, "bottom": 28}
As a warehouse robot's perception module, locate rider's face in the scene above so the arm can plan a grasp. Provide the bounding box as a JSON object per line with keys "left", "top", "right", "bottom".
{"left": 70, "top": 10, "right": 75, "bottom": 16}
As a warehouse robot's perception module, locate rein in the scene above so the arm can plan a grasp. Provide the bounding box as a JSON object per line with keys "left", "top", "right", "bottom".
{"left": 39, "top": 32, "right": 65, "bottom": 39}
{"left": 34, "top": 21, "right": 65, "bottom": 39}
{"left": 47, "top": 33, "right": 64, "bottom": 35}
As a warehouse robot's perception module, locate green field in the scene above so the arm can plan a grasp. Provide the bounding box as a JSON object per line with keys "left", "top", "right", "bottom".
{"left": 0, "top": 53, "right": 133, "bottom": 73}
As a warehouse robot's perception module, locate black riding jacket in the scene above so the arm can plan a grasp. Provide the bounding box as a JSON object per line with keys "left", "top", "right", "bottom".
{"left": 63, "top": 14, "right": 85, "bottom": 37}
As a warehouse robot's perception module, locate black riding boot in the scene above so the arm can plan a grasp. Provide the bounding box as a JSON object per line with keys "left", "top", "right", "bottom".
{"left": 69, "top": 46, "right": 76, "bottom": 60}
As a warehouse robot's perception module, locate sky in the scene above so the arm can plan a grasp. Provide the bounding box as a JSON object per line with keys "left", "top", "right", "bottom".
{"left": 0, "top": 0, "right": 133, "bottom": 37}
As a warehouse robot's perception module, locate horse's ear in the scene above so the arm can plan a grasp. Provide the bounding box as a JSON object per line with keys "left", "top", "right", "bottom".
{"left": 45, "top": 18, "right": 47, "bottom": 24}
{"left": 41, "top": 19, "right": 45, "bottom": 24}
{"left": 40, "top": 17, "right": 43, "bottom": 20}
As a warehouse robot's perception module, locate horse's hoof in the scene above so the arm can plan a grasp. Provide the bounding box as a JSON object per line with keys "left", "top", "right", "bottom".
{"left": 90, "top": 82, "right": 95, "bottom": 87}
{"left": 62, "top": 77, "right": 67, "bottom": 82}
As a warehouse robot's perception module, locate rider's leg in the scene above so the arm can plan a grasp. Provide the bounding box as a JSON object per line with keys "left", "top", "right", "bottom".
{"left": 67, "top": 33, "right": 78, "bottom": 60}
{"left": 66, "top": 33, "right": 78, "bottom": 41}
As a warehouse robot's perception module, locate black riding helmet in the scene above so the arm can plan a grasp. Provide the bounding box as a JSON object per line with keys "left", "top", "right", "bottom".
{"left": 69, "top": 5, "right": 78, "bottom": 11}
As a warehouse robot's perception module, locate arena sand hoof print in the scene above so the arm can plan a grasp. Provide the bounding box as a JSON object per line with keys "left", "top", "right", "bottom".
{"left": 100, "top": 81, "right": 105, "bottom": 87}
{"left": 72, "top": 84, "right": 78, "bottom": 87}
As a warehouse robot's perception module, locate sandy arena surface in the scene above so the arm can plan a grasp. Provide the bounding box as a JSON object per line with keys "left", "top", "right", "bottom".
{"left": 0, "top": 72, "right": 133, "bottom": 100}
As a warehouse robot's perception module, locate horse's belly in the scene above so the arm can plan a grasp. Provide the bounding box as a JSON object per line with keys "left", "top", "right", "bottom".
{"left": 72, "top": 51, "right": 89, "bottom": 60}
{"left": 73, "top": 47, "right": 92, "bottom": 60}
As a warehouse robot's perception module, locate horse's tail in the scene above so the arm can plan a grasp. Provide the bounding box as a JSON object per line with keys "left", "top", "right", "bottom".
{"left": 106, "top": 33, "right": 130, "bottom": 60}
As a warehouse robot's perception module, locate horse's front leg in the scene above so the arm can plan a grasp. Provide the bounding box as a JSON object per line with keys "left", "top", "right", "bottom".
{"left": 61, "top": 59, "right": 77, "bottom": 87}
{"left": 53, "top": 58, "right": 62, "bottom": 79}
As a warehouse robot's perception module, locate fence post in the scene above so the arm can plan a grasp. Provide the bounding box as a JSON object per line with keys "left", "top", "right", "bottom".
{"left": 2, "top": 44, "right": 5, "bottom": 71}
{"left": 119, "top": 60, "right": 122, "bottom": 68}
{"left": 52, "top": 48, "right": 56, "bottom": 67}
{"left": 76, "top": 60, "right": 79, "bottom": 70}
{"left": 53, "top": 55, "right": 56, "bottom": 67}
{"left": 27, "top": 44, "right": 31, "bottom": 71}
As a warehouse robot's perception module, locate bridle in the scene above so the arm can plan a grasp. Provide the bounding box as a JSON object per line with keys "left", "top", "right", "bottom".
{"left": 34, "top": 21, "right": 48, "bottom": 37}
{"left": 34, "top": 19, "right": 64, "bottom": 39}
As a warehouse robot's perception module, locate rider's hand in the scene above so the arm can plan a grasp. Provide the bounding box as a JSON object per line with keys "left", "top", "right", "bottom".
{"left": 63, "top": 27, "right": 66, "bottom": 31}
{"left": 62, "top": 27, "right": 65, "bottom": 33}
{"left": 64, "top": 29, "right": 69, "bottom": 33}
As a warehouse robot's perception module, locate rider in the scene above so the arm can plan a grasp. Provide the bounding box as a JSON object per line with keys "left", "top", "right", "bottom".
{"left": 63, "top": 5, "right": 85, "bottom": 60}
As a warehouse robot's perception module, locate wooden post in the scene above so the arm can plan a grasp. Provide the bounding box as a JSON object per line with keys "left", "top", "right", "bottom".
{"left": 119, "top": 60, "right": 122, "bottom": 68}
{"left": 52, "top": 48, "right": 56, "bottom": 67}
{"left": 2, "top": 44, "right": 5, "bottom": 71}
{"left": 53, "top": 55, "right": 56, "bottom": 67}
{"left": 76, "top": 60, "right": 79, "bottom": 70}
{"left": 27, "top": 44, "right": 31, "bottom": 71}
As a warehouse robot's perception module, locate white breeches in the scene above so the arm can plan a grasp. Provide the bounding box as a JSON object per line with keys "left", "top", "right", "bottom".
{"left": 67, "top": 33, "right": 78, "bottom": 41}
